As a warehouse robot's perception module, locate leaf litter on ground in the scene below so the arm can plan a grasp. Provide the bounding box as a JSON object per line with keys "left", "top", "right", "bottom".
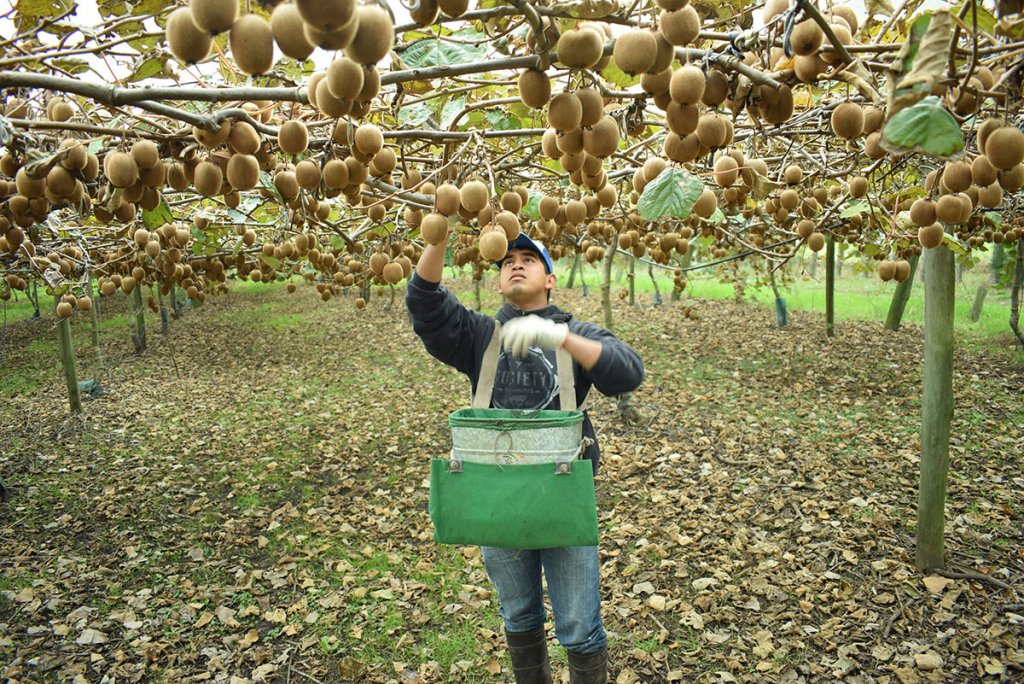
{"left": 0, "top": 279, "right": 1021, "bottom": 683}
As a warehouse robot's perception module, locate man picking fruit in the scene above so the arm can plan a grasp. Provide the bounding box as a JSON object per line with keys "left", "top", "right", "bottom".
{"left": 406, "top": 228, "right": 644, "bottom": 684}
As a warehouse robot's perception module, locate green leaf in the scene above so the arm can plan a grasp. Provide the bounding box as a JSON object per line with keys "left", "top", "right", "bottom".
{"left": 956, "top": 0, "right": 996, "bottom": 34}
{"left": 841, "top": 200, "right": 870, "bottom": 218}
{"left": 440, "top": 97, "right": 465, "bottom": 129}
{"left": 141, "top": 198, "right": 173, "bottom": 230}
{"left": 50, "top": 57, "right": 90, "bottom": 75}
{"left": 709, "top": 208, "right": 725, "bottom": 225}
{"left": 637, "top": 168, "right": 704, "bottom": 222}
{"left": 259, "top": 255, "right": 281, "bottom": 268}
{"left": 127, "top": 55, "right": 167, "bottom": 83}
{"left": 983, "top": 211, "right": 1003, "bottom": 229}
{"left": 942, "top": 233, "right": 967, "bottom": 255}
{"left": 398, "top": 103, "right": 433, "bottom": 127}
{"left": 600, "top": 60, "right": 639, "bottom": 89}
{"left": 880, "top": 96, "right": 964, "bottom": 159}
{"left": 396, "top": 38, "right": 487, "bottom": 68}
{"left": 524, "top": 191, "right": 543, "bottom": 221}
{"left": 889, "top": 11, "right": 952, "bottom": 113}
{"left": 485, "top": 110, "right": 520, "bottom": 131}
{"left": 16, "top": 0, "right": 72, "bottom": 18}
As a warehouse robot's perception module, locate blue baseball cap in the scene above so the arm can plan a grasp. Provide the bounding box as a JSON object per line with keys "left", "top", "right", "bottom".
{"left": 497, "top": 233, "right": 554, "bottom": 274}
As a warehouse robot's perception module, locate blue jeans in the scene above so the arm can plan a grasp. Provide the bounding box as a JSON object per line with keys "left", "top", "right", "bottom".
{"left": 481, "top": 545, "right": 606, "bottom": 655}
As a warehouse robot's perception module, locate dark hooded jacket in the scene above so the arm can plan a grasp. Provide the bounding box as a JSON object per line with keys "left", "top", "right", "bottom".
{"left": 406, "top": 272, "right": 644, "bottom": 472}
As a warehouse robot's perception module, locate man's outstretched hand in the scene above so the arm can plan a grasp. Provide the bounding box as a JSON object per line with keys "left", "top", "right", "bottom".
{"left": 501, "top": 315, "right": 568, "bottom": 357}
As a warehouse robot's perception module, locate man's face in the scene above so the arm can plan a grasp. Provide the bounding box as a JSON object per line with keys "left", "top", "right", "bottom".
{"left": 498, "top": 248, "right": 555, "bottom": 307}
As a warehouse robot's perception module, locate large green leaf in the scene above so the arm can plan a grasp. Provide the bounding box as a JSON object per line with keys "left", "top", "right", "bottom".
{"left": 396, "top": 38, "right": 487, "bottom": 68}
{"left": 485, "top": 110, "right": 520, "bottom": 131}
{"left": 440, "top": 97, "right": 465, "bottom": 129}
{"left": 398, "top": 103, "right": 433, "bottom": 127}
{"left": 841, "top": 200, "right": 870, "bottom": 218}
{"left": 524, "top": 191, "right": 543, "bottom": 221}
{"left": 127, "top": 55, "right": 167, "bottom": 83}
{"left": 880, "top": 96, "right": 964, "bottom": 159}
{"left": 16, "top": 0, "right": 72, "bottom": 18}
{"left": 141, "top": 198, "right": 173, "bottom": 230}
{"left": 637, "top": 168, "right": 704, "bottom": 222}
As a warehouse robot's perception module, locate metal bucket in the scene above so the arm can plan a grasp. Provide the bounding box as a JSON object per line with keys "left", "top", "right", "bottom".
{"left": 448, "top": 408, "right": 584, "bottom": 465}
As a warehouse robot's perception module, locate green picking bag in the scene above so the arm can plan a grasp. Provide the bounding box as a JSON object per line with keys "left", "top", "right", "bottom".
{"left": 429, "top": 457, "right": 598, "bottom": 549}
{"left": 428, "top": 320, "right": 598, "bottom": 549}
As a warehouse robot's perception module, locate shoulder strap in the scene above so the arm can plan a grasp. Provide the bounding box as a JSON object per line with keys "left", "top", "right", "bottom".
{"left": 471, "top": 320, "right": 501, "bottom": 408}
{"left": 556, "top": 346, "right": 576, "bottom": 411}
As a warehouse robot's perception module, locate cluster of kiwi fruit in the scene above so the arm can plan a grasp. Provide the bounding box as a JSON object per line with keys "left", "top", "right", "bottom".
{"left": 529, "top": 87, "right": 620, "bottom": 190}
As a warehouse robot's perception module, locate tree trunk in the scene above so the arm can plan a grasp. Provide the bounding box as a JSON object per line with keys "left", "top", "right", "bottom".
{"left": 158, "top": 281, "right": 170, "bottom": 334}
{"left": 990, "top": 242, "right": 1005, "bottom": 285}
{"left": 601, "top": 241, "right": 617, "bottom": 330}
{"left": 132, "top": 286, "right": 147, "bottom": 353}
{"left": 825, "top": 234, "right": 835, "bottom": 337}
{"left": 1010, "top": 244, "right": 1023, "bottom": 350}
{"left": 916, "top": 243, "right": 955, "bottom": 573}
{"left": 56, "top": 296, "right": 81, "bottom": 414}
{"left": 808, "top": 250, "right": 818, "bottom": 277}
{"left": 29, "top": 280, "right": 40, "bottom": 319}
{"left": 473, "top": 276, "right": 481, "bottom": 311}
{"left": 567, "top": 253, "right": 580, "bottom": 289}
{"left": 628, "top": 256, "right": 635, "bottom": 306}
{"left": 885, "top": 254, "right": 919, "bottom": 331}
{"left": 969, "top": 285, "right": 987, "bottom": 322}
{"left": 769, "top": 268, "right": 787, "bottom": 327}
{"left": 648, "top": 263, "right": 662, "bottom": 306}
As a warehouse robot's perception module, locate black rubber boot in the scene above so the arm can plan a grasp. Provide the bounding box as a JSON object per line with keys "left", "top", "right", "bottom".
{"left": 506, "top": 626, "right": 551, "bottom": 684}
{"left": 567, "top": 646, "right": 608, "bottom": 684}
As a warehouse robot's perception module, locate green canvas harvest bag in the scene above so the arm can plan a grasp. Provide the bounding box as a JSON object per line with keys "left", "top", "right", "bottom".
{"left": 429, "top": 320, "right": 599, "bottom": 549}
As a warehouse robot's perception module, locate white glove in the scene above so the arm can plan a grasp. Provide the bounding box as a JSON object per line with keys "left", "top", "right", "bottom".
{"left": 501, "top": 315, "right": 568, "bottom": 358}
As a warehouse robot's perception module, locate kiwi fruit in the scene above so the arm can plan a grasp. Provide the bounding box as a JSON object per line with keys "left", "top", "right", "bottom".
{"left": 984, "top": 126, "right": 1024, "bottom": 171}
{"left": 271, "top": 3, "right": 315, "bottom": 61}
{"left": 48, "top": 97, "right": 74, "bottom": 122}
{"left": 420, "top": 213, "right": 449, "bottom": 245}
{"left": 934, "top": 194, "right": 962, "bottom": 224}
{"left": 971, "top": 155, "right": 998, "bottom": 186}
{"left": 978, "top": 182, "right": 1002, "bottom": 208}
{"left": 909, "top": 198, "right": 936, "bottom": 226}
{"left": 295, "top": 159, "right": 321, "bottom": 189}
{"left": 861, "top": 106, "right": 884, "bottom": 135}
{"left": 435, "top": 183, "right": 461, "bottom": 216}
{"left": 565, "top": 200, "right": 586, "bottom": 225}
{"left": 194, "top": 160, "right": 223, "bottom": 197}
{"left": 759, "top": 83, "right": 794, "bottom": 125}
{"left": 548, "top": 92, "right": 583, "bottom": 132}
{"left": 830, "top": 102, "right": 863, "bottom": 139}
{"left": 295, "top": 0, "right": 356, "bottom": 32}
{"left": 692, "top": 188, "right": 718, "bottom": 218}
{"left": 190, "top": 0, "right": 237, "bottom": 35}
{"left": 695, "top": 114, "right": 727, "bottom": 149}
{"left": 353, "top": 124, "right": 383, "bottom": 156}
{"left": 582, "top": 116, "right": 619, "bottom": 158}
{"left": 783, "top": 164, "right": 803, "bottom": 185}
{"left": 659, "top": 6, "right": 700, "bottom": 47}
{"left": 701, "top": 69, "right": 728, "bottom": 106}
{"left": 345, "top": 6, "right": 394, "bottom": 65}
{"left": 806, "top": 232, "right": 826, "bottom": 252}
{"left": 976, "top": 117, "right": 1004, "bottom": 151}
{"left": 500, "top": 190, "right": 523, "bottom": 214}
{"left": 410, "top": 0, "right": 439, "bottom": 25}
{"left": 105, "top": 151, "right": 139, "bottom": 188}
{"left": 277, "top": 120, "right": 308, "bottom": 156}
{"left": 230, "top": 14, "right": 274, "bottom": 76}
{"left": 556, "top": 27, "right": 604, "bottom": 69}
{"left": 643, "top": 158, "right": 668, "bottom": 183}
{"left": 139, "top": 161, "right": 166, "bottom": 187}
{"left": 576, "top": 88, "right": 604, "bottom": 128}
{"left": 556, "top": 127, "right": 584, "bottom": 155}
{"left": 128, "top": 140, "right": 159, "bottom": 170}
{"left": 56, "top": 300, "right": 74, "bottom": 318}
{"left": 918, "top": 222, "right": 944, "bottom": 248}
{"left": 274, "top": 170, "right": 300, "bottom": 200}
{"left": 794, "top": 53, "right": 827, "bottom": 83}
{"left": 518, "top": 69, "right": 551, "bottom": 109}
{"left": 864, "top": 131, "right": 886, "bottom": 159}
{"left": 370, "top": 147, "right": 396, "bottom": 176}
{"left": 167, "top": 7, "right": 212, "bottom": 63}
{"left": 613, "top": 30, "right": 658, "bottom": 75}
{"left": 832, "top": 5, "right": 858, "bottom": 34}
{"left": 46, "top": 166, "right": 76, "bottom": 197}
{"left": 941, "top": 160, "right": 972, "bottom": 193}
{"left": 662, "top": 102, "right": 695, "bottom": 135}
{"left": 460, "top": 181, "right": 489, "bottom": 213}
{"left": 357, "top": 64, "right": 381, "bottom": 101}
{"left": 877, "top": 260, "right": 896, "bottom": 282}
{"left": 642, "top": 67, "right": 672, "bottom": 96}
{"left": 670, "top": 64, "right": 705, "bottom": 106}
{"left": 663, "top": 131, "right": 700, "bottom": 163}
{"left": 345, "top": 156, "right": 368, "bottom": 185}
{"left": 713, "top": 155, "right": 739, "bottom": 187}
{"left": 478, "top": 230, "right": 508, "bottom": 262}
{"left": 226, "top": 153, "right": 259, "bottom": 189}
{"left": 438, "top": 0, "right": 469, "bottom": 17}
{"left": 790, "top": 19, "right": 823, "bottom": 56}
{"left": 999, "top": 164, "right": 1024, "bottom": 191}
{"left": 228, "top": 121, "right": 260, "bottom": 155}
{"left": 304, "top": 21, "right": 358, "bottom": 51}
{"left": 779, "top": 188, "right": 799, "bottom": 211}
{"left": 381, "top": 261, "right": 404, "bottom": 284}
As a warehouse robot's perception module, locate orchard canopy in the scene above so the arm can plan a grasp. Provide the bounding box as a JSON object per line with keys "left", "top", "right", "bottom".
{"left": 0, "top": 0, "right": 1022, "bottom": 322}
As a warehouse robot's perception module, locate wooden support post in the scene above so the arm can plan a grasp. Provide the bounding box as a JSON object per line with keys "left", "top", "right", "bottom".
{"left": 601, "top": 241, "right": 617, "bottom": 330}
{"left": 825, "top": 234, "right": 835, "bottom": 337}
{"left": 627, "top": 256, "right": 635, "bottom": 306}
{"left": 916, "top": 242, "right": 955, "bottom": 572}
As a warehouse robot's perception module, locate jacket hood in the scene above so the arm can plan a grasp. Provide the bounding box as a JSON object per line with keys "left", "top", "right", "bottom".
{"left": 496, "top": 302, "right": 572, "bottom": 324}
